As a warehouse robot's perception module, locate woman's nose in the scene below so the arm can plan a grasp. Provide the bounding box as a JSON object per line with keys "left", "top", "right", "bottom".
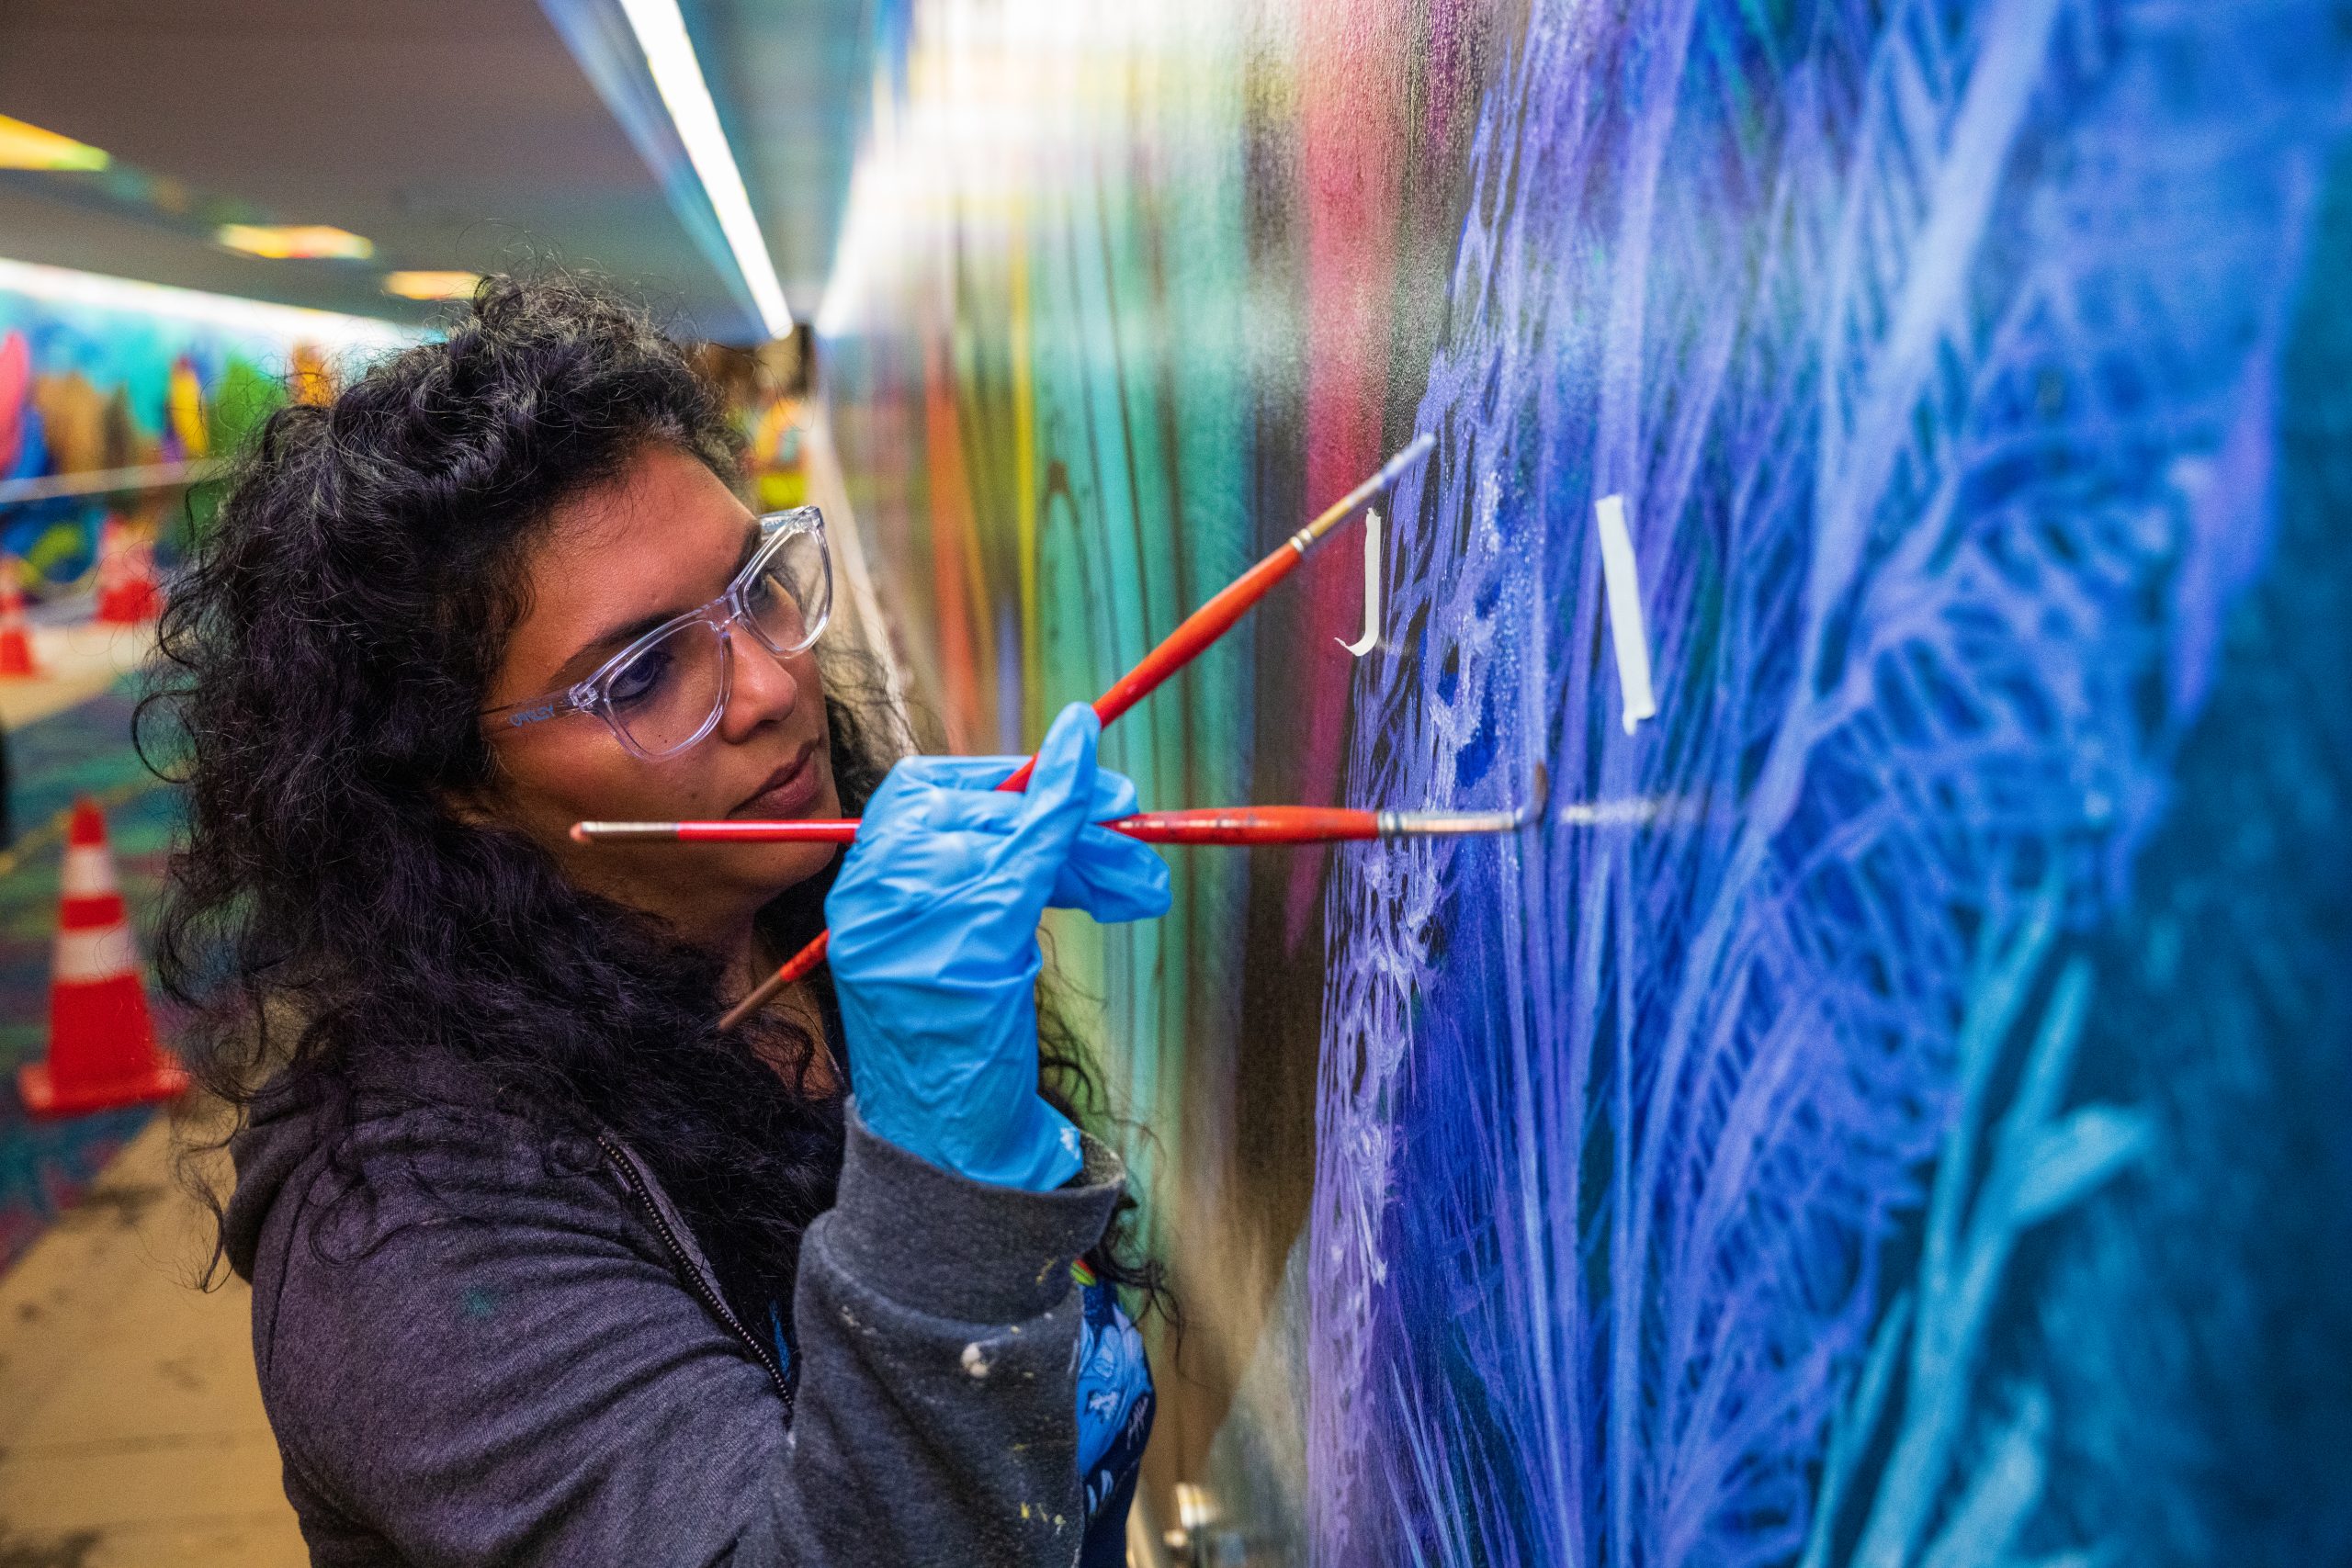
{"left": 718, "top": 628, "right": 803, "bottom": 741}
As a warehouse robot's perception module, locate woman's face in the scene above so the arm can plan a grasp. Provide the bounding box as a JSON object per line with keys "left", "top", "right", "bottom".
{"left": 479, "top": 444, "right": 842, "bottom": 949}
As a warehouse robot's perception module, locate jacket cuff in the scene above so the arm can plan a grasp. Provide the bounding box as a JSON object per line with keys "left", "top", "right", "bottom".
{"left": 828, "top": 1100, "right": 1125, "bottom": 1324}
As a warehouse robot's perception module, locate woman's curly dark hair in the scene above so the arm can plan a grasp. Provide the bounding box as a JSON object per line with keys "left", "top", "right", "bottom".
{"left": 146, "top": 273, "right": 1151, "bottom": 1330}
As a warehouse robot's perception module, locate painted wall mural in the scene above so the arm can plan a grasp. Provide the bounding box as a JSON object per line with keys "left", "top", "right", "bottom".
{"left": 817, "top": 3, "right": 2352, "bottom": 1563}
{"left": 0, "top": 265, "right": 400, "bottom": 588}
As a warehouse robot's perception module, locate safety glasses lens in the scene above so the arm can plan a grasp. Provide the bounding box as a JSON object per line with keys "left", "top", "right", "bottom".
{"left": 744, "top": 528, "right": 831, "bottom": 654}
{"left": 606, "top": 619, "right": 726, "bottom": 756}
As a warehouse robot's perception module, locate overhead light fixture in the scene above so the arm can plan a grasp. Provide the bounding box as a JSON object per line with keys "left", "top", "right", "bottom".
{"left": 382, "top": 270, "right": 482, "bottom": 301}
{"left": 0, "top": 255, "right": 414, "bottom": 349}
{"left": 216, "top": 223, "right": 376, "bottom": 261}
{"left": 614, "top": 0, "right": 793, "bottom": 338}
{"left": 0, "top": 114, "right": 109, "bottom": 172}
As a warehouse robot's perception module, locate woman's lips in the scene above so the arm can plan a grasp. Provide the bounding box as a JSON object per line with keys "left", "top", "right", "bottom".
{"left": 732, "top": 742, "right": 822, "bottom": 819}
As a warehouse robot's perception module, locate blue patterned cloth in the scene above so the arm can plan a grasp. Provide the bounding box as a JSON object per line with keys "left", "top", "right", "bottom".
{"left": 1071, "top": 1264, "right": 1153, "bottom": 1522}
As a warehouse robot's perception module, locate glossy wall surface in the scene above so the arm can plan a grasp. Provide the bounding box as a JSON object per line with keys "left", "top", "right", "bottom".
{"left": 816, "top": 3, "right": 2352, "bottom": 1562}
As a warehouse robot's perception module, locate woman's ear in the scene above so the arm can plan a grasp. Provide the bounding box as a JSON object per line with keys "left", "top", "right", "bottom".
{"left": 438, "top": 782, "right": 501, "bottom": 829}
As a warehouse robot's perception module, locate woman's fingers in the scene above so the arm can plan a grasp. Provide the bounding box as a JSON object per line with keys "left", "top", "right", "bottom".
{"left": 913, "top": 766, "right": 1136, "bottom": 834}
{"left": 890, "top": 753, "right": 1030, "bottom": 792}
{"left": 851, "top": 706, "right": 1161, "bottom": 929}
{"left": 1013, "top": 704, "right": 1101, "bottom": 829}
{"left": 871, "top": 726, "right": 1139, "bottom": 821}
{"left": 1089, "top": 767, "right": 1139, "bottom": 822}
{"left": 1047, "top": 826, "right": 1171, "bottom": 923}
{"left": 888, "top": 792, "right": 1168, "bottom": 923}
{"left": 910, "top": 788, "right": 1029, "bottom": 835}
{"left": 994, "top": 704, "right": 1099, "bottom": 869}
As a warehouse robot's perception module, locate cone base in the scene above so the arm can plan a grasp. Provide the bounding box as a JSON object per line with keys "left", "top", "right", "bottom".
{"left": 17, "top": 1055, "right": 190, "bottom": 1117}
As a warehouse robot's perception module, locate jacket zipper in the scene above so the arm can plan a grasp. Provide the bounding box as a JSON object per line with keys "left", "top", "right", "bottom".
{"left": 596, "top": 1132, "right": 795, "bottom": 1412}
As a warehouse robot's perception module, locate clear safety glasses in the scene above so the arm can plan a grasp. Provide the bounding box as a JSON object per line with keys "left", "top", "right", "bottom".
{"left": 483, "top": 507, "right": 833, "bottom": 761}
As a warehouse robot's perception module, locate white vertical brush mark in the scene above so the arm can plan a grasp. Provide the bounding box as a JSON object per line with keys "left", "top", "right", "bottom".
{"left": 60, "top": 845, "right": 116, "bottom": 898}
{"left": 55, "top": 923, "right": 134, "bottom": 983}
{"left": 1593, "top": 493, "right": 1657, "bottom": 735}
{"left": 1339, "top": 508, "right": 1384, "bottom": 657}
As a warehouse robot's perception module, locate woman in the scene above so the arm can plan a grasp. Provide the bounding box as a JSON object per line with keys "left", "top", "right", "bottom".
{"left": 153, "top": 276, "right": 1169, "bottom": 1566}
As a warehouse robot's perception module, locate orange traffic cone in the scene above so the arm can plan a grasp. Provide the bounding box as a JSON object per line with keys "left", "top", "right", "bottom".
{"left": 93, "top": 517, "right": 164, "bottom": 626}
{"left": 17, "top": 797, "right": 187, "bottom": 1116}
{"left": 0, "top": 557, "right": 40, "bottom": 678}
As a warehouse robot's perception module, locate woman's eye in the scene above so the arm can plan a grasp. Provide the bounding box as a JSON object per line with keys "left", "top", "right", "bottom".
{"left": 608, "top": 646, "right": 671, "bottom": 707}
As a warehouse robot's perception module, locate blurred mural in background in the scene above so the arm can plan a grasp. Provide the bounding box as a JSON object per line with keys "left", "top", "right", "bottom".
{"left": 0, "top": 265, "right": 376, "bottom": 588}
{"left": 0, "top": 270, "right": 407, "bottom": 1267}
{"left": 0, "top": 270, "right": 343, "bottom": 594}
{"left": 820, "top": 1, "right": 2352, "bottom": 1564}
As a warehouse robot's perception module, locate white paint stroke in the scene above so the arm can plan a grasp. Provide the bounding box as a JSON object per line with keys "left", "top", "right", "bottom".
{"left": 1593, "top": 493, "right": 1657, "bottom": 734}
{"left": 1339, "top": 508, "right": 1385, "bottom": 657}
{"left": 1555, "top": 796, "right": 1705, "bottom": 827}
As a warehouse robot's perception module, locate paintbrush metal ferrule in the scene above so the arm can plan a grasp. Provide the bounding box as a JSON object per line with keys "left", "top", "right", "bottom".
{"left": 1375, "top": 806, "right": 1527, "bottom": 836}
{"left": 571, "top": 821, "right": 678, "bottom": 841}
{"left": 1286, "top": 431, "right": 1436, "bottom": 555}
{"left": 1372, "top": 764, "right": 1550, "bottom": 837}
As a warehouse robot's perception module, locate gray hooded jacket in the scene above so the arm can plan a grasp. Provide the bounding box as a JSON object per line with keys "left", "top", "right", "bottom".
{"left": 222, "top": 1055, "right": 1131, "bottom": 1567}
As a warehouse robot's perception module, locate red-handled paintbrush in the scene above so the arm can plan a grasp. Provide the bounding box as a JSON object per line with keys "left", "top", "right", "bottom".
{"left": 575, "top": 792, "right": 1539, "bottom": 849}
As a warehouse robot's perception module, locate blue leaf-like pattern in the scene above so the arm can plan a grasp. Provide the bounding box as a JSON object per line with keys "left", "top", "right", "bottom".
{"left": 1310, "top": 1, "right": 2352, "bottom": 1562}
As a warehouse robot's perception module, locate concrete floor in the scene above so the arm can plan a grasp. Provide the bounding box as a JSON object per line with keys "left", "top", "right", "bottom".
{"left": 0, "top": 1110, "right": 304, "bottom": 1565}
{"left": 0, "top": 620, "right": 159, "bottom": 733}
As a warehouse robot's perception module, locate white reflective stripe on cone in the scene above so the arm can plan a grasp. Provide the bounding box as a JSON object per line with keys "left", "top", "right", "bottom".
{"left": 60, "top": 845, "right": 118, "bottom": 898}
{"left": 55, "top": 923, "right": 136, "bottom": 984}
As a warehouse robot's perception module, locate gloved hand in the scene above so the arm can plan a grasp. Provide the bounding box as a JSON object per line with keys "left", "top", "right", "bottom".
{"left": 827, "top": 704, "right": 1171, "bottom": 1190}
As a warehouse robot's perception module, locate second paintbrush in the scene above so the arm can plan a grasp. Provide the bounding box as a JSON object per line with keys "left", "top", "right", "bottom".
{"left": 573, "top": 798, "right": 1536, "bottom": 848}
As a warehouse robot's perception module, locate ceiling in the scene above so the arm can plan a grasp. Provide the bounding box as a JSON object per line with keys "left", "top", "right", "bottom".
{"left": 692, "top": 0, "right": 875, "bottom": 310}
{"left": 0, "top": 0, "right": 873, "bottom": 342}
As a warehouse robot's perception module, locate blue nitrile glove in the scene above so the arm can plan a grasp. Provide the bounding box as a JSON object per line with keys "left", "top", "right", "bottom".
{"left": 827, "top": 704, "right": 1171, "bottom": 1190}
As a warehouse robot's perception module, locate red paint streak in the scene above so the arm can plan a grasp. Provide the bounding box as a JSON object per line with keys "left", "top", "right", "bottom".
{"left": 921, "top": 334, "right": 984, "bottom": 752}
{"left": 1290, "top": 0, "right": 1408, "bottom": 948}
